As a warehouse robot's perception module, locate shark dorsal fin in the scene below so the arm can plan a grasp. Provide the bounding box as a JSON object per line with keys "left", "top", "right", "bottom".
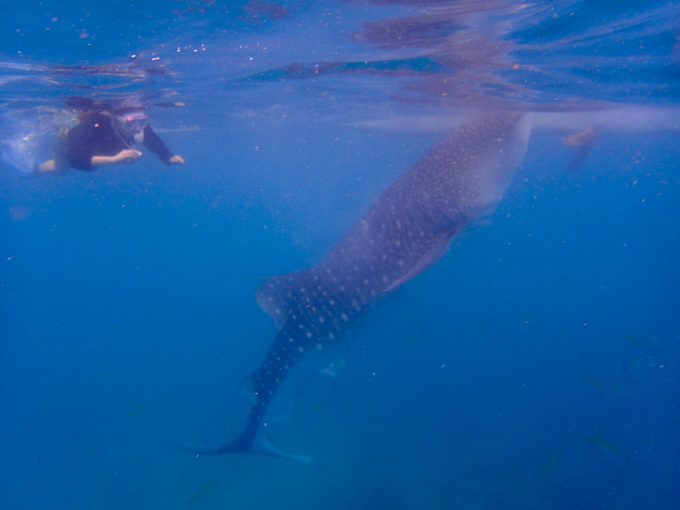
{"left": 256, "top": 271, "right": 316, "bottom": 329}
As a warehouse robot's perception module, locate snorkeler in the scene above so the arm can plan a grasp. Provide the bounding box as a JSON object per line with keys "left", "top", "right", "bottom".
{"left": 38, "top": 97, "right": 185, "bottom": 173}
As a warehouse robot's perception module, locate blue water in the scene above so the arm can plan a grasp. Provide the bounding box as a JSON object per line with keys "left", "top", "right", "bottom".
{"left": 1, "top": 1, "right": 679, "bottom": 509}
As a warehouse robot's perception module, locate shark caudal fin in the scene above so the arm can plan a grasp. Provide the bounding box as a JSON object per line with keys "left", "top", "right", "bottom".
{"left": 252, "top": 435, "right": 312, "bottom": 463}
{"left": 176, "top": 429, "right": 254, "bottom": 455}
{"left": 176, "top": 430, "right": 311, "bottom": 463}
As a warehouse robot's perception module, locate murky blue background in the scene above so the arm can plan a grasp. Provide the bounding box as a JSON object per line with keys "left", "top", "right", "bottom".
{"left": 1, "top": 1, "right": 679, "bottom": 509}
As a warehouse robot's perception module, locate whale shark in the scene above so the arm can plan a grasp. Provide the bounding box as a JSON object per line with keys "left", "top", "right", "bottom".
{"left": 188, "top": 110, "right": 532, "bottom": 459}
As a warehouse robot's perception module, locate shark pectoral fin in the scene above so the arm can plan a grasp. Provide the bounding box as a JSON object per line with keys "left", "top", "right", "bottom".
{"left": 319, "top": 358, "right": 347, "bottom": 379}
{"left": 383, "top": 231, "right": 456, "bottom": 293}
{"left": 253, "top": 434, "right": 312, "bottom": 464}
{"left": 256, "top": 270, "right": 317, "bottom": 329}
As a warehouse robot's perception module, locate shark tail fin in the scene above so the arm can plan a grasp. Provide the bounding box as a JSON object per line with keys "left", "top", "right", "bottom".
{"left": 253, "top": 435, "right": 311, "bottom": 463}
{"left": 175, "top": 429, "right": 254, "bottom": 455}
{"left": 176, "top": 430, "right": 311, "bottom": 463}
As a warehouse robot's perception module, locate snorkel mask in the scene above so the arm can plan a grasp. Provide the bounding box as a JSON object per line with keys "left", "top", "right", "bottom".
{"left": 113, "top": 109, "right": 149, "bottom": 139}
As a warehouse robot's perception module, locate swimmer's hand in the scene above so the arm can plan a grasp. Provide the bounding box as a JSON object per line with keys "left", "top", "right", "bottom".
{"left": 169, "top": 155, "right": 185, "bottom": 165}
{"left": 91, "top": 149, "right": 142, "bottom": 167}
{"left": 115, "top": 149, "right": 143, "bottom": 163}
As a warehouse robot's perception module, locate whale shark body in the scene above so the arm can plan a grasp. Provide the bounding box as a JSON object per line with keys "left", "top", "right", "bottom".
{"left": 190, "top": 111, "right": 532, "bottom": 459}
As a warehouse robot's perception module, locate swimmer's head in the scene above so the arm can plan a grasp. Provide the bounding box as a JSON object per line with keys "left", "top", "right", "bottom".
{"left": 112, "top": 108, "right": 149, "bottom": 137}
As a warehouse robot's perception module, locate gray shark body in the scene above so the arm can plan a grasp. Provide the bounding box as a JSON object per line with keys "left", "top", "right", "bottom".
{"left": 192, "top": 111, "right": 531, "bottom": 458}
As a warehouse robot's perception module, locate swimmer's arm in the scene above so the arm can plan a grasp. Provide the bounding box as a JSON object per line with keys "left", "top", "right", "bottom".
{"left": 142, "top": 126, "right": 184, "bottom": 165}
{"left": 90, "top": 149, "right": 142, "bottom": 167}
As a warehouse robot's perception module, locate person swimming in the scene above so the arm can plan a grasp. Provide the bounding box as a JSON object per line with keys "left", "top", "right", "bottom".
{"left": 38, "top": 97, "right": 185, "bottom": 173}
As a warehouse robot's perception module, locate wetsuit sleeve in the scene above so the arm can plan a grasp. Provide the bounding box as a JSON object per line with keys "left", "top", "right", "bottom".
{"left": 142, "top": 125, "right": 174, "bottom": 164}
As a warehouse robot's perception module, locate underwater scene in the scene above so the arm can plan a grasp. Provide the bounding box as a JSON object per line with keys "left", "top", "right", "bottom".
{"left": 1, "top": 1, "right": 679, "bottom": 509}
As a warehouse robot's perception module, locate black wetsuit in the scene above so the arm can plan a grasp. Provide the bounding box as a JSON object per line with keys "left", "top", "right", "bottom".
{"left": 62, "top": 112, "right": 174, "bottom": 170}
